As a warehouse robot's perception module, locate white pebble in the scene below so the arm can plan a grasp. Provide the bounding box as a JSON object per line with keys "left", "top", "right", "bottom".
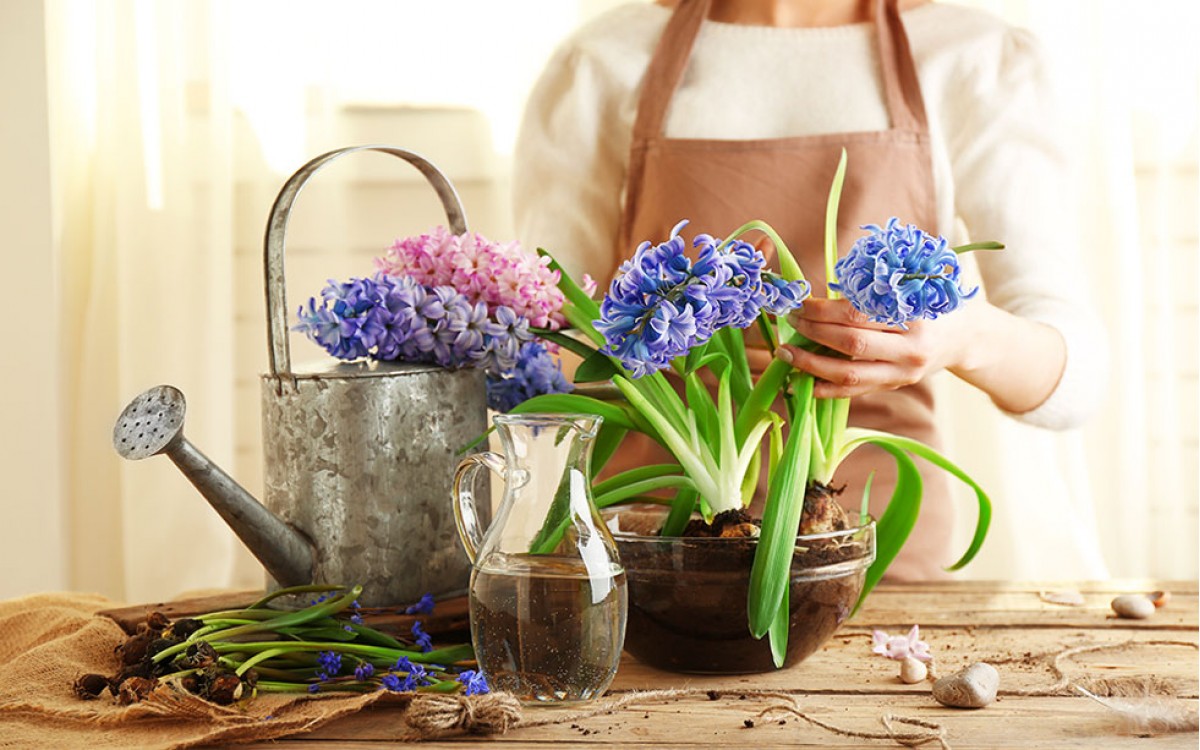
{"left": 1111, "top": 594, "right": 1155, "bottom": 619}
{"left": 899, "top": 656, "right": 927, "bottom": 684}
{"left": 932, "top": 662, "right": 999, "bottom": 709}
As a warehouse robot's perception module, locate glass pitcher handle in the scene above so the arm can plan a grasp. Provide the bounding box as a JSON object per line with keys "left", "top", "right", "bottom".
{"left": 452, "top": 451, "right": 506, "bottom": 563}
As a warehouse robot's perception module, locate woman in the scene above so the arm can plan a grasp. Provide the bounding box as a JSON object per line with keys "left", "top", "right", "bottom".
{"left": 513, "top": 0, "right": 1107, "bottom": 579}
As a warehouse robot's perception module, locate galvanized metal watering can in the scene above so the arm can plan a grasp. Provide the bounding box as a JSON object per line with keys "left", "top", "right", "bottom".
{"left": 114, "top": 146, "right": 488, "bottom": 606}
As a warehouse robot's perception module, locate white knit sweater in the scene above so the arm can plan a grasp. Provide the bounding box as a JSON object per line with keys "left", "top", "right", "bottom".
{"left": 513, "top": 1, "right": 1108, "bottom": 430}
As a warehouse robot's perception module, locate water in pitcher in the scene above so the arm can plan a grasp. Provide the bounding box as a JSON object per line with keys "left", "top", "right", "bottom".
{"left": 469, "top": 553, "right": 627, "bottom": 702}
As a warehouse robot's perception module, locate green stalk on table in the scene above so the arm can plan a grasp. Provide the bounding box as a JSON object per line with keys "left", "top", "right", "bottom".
{"left": 72, "top": 584, "right": 490, "bottom": 706}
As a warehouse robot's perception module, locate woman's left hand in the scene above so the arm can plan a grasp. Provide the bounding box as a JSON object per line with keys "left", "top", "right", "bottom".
{"left": 776, "top": 298, "right": 974, "bottom": 399}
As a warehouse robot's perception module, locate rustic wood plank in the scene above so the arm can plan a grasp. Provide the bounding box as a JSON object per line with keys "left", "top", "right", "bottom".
{"left": 246, "top": 694, "right": 1200, "bottom": 748}
{"left": 853, "top": 587, "right": 1196, "bottom": 630}
{"left": 867, "top": 580, "right": 1197, "bottom": 595}
{"left": 610, "top": 627, "right": 1199, "bottom": 698}
{"left": 98, "top": 590, "right": 262, "bottom": 632}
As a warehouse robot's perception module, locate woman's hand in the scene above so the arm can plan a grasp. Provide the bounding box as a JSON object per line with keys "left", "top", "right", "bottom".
{"left": 775, "top": 298, "right": 975, "bottom": 399}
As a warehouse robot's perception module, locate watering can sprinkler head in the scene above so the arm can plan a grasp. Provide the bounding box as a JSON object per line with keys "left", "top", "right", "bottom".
{"left": 113, "top": 385, "right": 315, "bottom": 588}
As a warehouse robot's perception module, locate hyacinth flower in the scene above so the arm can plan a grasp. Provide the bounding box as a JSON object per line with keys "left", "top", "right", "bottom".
{"left": 294, "top": 228, "right": 581, "bottom": 413}
{"left": 509, "top": 150, "right": 999, "bottom": 669}
{"left": 829, "top": 218, "right": 991, "bottom": 329}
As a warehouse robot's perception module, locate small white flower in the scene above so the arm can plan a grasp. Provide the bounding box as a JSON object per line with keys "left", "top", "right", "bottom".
{"left": 871, "top": 624, "right": 932, "bottom": 662}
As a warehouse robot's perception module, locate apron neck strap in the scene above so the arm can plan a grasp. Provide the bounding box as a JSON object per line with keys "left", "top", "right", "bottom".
{"left": 632, "top": 0, "right": 929, "bottom": 139}
{"left": 632, "top": 0, "right": 711, "bottom": 140}
{"left": 874, "top": 0, "right": 928, "bottom": 132}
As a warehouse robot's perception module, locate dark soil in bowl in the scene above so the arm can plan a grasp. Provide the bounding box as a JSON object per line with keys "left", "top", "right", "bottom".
{"left": 613, "top": 517, "right": 871, "bottom": 674}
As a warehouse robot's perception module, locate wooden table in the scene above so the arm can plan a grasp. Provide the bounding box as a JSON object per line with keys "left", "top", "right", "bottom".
{"left": 235, "top": 581, "right": 1198, "bottom": 749}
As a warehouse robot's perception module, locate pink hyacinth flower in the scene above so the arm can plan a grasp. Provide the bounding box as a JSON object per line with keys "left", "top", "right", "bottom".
{"left": 376, "top": 227, "right": 568, "bottom": 330}
{"left": 871, "top": 624, "right": 932, "bottom": 662}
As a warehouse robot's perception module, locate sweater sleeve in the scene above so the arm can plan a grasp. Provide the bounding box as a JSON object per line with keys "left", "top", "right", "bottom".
{"left": 946, "top": 28, "right": 1109, "bottom": 430}
{"left": 512, "top": 39, "right": 631, "bottom": 284}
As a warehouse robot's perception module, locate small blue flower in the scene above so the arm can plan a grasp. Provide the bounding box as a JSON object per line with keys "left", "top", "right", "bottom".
{"left": 759, "top": 273, "right": 812, "bottom": 316}
{"left": 486, "top": 342, "right": 574, "bottom": 412}
{"left": 830, "top": 218, "right": 977, "bottom": 329}
{"left": 380, "top": 673, "right": 404, "bottom": 692}
{"left": 403, "top": 593, "right": 436, "bottom": 616}
{"left": 411, "top": 621, "right": 434, "bottom": 653}
{"left": 392, "top": 656, "right": 414, "bottom": 672}
{"left": 354, "top": 662, "right": 375, "bottom": 681}
{"left": 388, "top": 657, "right": 430, "bottom": 691}
{"left": 316, "top": 651, "right": 342, "bottom": 677}
{"left": 307, "top": 683, "right": 320, "bottom": 693}
{"left": 456, "top": 669, "right": 490, "bottom": 696}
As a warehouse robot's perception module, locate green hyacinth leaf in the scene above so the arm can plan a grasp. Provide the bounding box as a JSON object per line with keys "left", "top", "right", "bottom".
{"left": 840, "top": 428, "right": 992, "bottom": 572}
{"left": 575, "top": 348, "right": 621, "bottom": 383}
{"left": 530, "top": 328, "right": 598, "bottom": 360}
{"left": 661, "top": 487, "right": 699, "bottom": 537}
{"left": 841, "top": 429, "right": 993, "bottom": 613}
{"left": 854, "top": 441, "right": 922, "bottom": 611}
{"left": 824, "top": 149, "right": 848, "bottom": 299}
{"left": 951, "top": 241, "right": 1005, "bottom": 254}
{"left": 685, "top": 373, "right": 721, "bottom": 449}
{"left": 590, "top": 423, "right": 627, "bottom": 476}
{"left": 591, "top": 463, "right": 684, "bottom": 499}
{"left": 560, "top": 303, "right": 606, "bottom": 347}
{"left": 713, "top": 327, "right": 752, "bottom": 404}
{"left": 768, "top": 581, "right": 790, "bottom": 668}
{"left": 591, "top": 475, "right": 696, "bottom": 509}
{"left": 747, "top": 376, "right": 814, "bottom": 639}
{"left": 507, "top": 393, "right": 635, "bottom": 430}
{"left": 538, "top": 247, "right": 600, "bottom": 319}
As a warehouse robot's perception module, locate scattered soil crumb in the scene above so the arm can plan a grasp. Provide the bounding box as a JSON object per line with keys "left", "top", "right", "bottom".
{"left": 743, "top": 719, "right": 755, "bottom": 728}
{"left": 706, "top": 690, "right": 720, "bottom": 701}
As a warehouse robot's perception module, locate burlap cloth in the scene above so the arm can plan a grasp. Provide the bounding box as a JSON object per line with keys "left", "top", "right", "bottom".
{"left": 0, "top": 592, "right": 461, "bottom": 749}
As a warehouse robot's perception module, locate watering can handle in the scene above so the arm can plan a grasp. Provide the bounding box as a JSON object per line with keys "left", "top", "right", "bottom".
{"left": 264, "top": 145, "right": 469, "bottom": 379}
{"left": 452, "top": 451, "right": 506, "bottom": 563}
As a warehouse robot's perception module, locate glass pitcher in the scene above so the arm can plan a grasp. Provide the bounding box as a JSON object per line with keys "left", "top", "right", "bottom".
{"left": 452, "top": 413, "right": 627, "bottom": 703}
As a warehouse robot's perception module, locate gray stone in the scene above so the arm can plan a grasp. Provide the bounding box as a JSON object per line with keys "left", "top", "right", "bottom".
{"left": 1111, "top": 594, "right": 1155, "bottom": 620}
{"left": 932, "top": 662, "right": 999, "bottom": 709}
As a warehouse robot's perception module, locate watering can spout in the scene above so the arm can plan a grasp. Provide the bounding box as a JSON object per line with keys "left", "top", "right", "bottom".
{"left": 113, "top": 386, "right": 314, "bottom": 588}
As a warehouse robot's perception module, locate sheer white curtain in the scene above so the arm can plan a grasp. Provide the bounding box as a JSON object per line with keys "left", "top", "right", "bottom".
{"left": 47, "top": 0, "right": 256, "bottom": 603}
{"left": 36, "top": 0, "right": 582, "bottom": 603}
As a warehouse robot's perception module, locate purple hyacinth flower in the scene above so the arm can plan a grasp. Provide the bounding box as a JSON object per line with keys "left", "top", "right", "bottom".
{"left": 411, "top": 621, "right": 434, "bottom": 653}
{"left": 830, "top": 218, "right": 977, "bottom": 329}
{"left": 486, "top": 341, "right": 573, "bottom": 412}
{"left": 380, "top": 673, "right": 404, "bottom": 692}
{"left": 456, "top": 669, "right": 490, "bottom": 696}
{"left": 403, "top": 593, "right": 436, "bottom": 615}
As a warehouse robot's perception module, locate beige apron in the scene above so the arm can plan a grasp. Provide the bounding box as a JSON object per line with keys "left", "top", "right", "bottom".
{"left": 606, "top": 0, "right": 954, "bottom": 580}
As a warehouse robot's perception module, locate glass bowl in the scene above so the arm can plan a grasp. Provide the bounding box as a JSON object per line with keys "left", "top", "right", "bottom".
{"left": 608, "top": 507, "right": 875, "bottom": 674}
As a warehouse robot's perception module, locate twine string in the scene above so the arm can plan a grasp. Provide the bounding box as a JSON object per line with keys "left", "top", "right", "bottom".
{"left": 405, "top": 687, "right": 949, "bottom": 748}
{"left": 994, "top": 639, "right": 1198, "bottom": 697}
{"left": 756, "top": 692, "right": 950, "bottom": 750}
{"left": 399, "top": 640, "right": 1197, "bottom": 743}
